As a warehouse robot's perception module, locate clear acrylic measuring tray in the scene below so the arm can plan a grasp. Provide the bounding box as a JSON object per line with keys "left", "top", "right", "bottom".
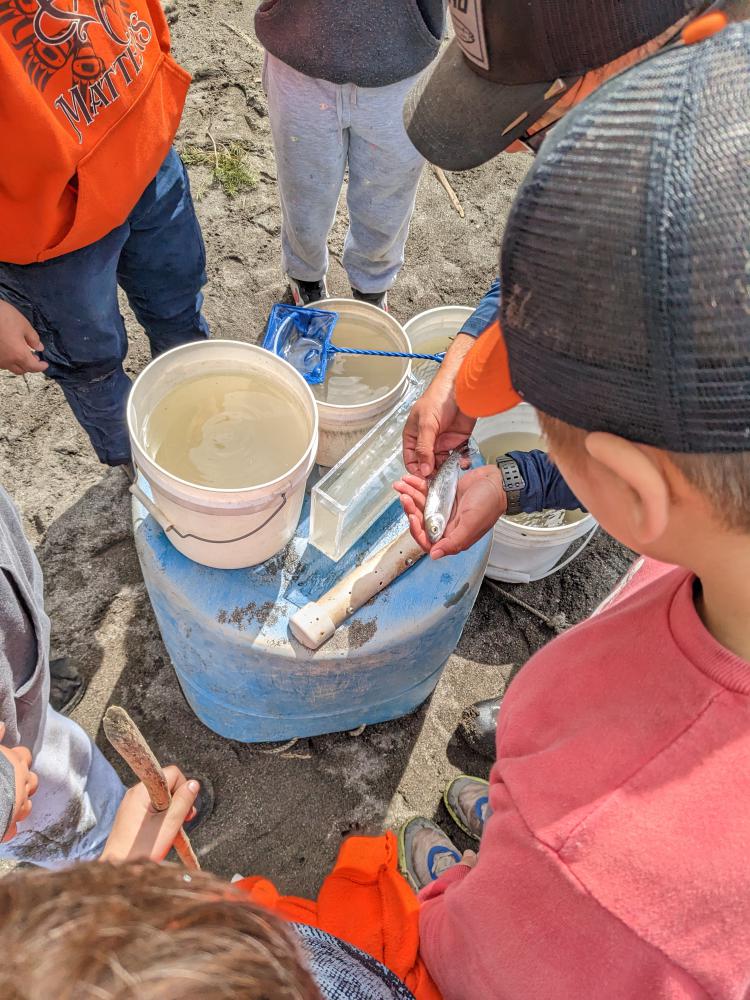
{"left": 310, "top": 377, "right": 424, "bottom": 561}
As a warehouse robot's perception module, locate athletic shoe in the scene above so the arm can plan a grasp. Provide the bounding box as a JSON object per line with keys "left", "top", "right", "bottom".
{"left": 351, "top": 287, "right": 388, "bottom": 312}
{"left": 49, "top": 656, "right": 86, "bottom": 716}
{"left": 288, "top": 276, "right": 328, "bottom": 306}
{"left": 443, "top": 775, "right": 490, "bottom": 842}
{"left": 398, "top": 816, "right": 462, "bottom": 892}
{"left": 182, "top": 774, "right": 215, "bottom": 835}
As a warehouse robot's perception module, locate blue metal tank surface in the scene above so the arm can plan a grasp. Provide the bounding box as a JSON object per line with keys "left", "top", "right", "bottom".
{"left": 133, "top": 491, "right": 490, "bottom": 742}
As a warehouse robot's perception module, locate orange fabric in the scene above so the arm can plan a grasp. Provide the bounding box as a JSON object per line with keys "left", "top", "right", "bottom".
{"left": 0, "top": 1, "right": 190, "bottom": 264}
{"left": 236, "top": 832, "right": 442, "bottom": 1000}
{"left": 682, "top": 11, "right": 728, "bottom": 46}
{"left": 455, "top": 318, "right": 522, "bottom": 418}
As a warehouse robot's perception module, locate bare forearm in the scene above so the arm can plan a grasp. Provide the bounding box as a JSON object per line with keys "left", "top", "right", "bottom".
{"left": 436, "top": 333, "right": 475, "bottom": 386}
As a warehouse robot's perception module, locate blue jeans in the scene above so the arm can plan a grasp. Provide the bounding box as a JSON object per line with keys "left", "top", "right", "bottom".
{"left": 0, "top": 149, "right": 209, "bottom": 465}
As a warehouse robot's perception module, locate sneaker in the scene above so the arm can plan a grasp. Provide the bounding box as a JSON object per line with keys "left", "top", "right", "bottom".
{"left": 49, "top": 656, "right": 86, "bottom": 716}
{"left": 351, "top": 287, "right": 388, "bottom": 312}
{"left": 398, "top": 816, "right": 462, "bottom": 892}
{"left": 182, "top": 774, "right": 215, "bottom": 835}
{"left": 443, "top": 775, "right": 490, "bottom": 842}
{"left": 288, "top": 275, "right": 328, "bottom": 306}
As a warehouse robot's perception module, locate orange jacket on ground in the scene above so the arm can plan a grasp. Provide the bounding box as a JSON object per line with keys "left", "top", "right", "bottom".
{"left": 237, "top": 831, "right": 441, "bottom": 1000}
{"left": 0, "top": 0, "right": 190, "bottom": 264}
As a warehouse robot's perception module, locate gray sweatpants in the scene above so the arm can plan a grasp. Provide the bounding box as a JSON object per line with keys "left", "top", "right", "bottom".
{"left": 263, "top": 54, "right": 426, "bottom": 293}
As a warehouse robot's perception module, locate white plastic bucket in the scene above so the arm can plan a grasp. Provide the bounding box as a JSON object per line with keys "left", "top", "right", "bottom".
{"left": 473, "top": 404, "right": 598, "bottom": 584}
{"left": 127, "top": 340, "right": 318, "bottom": 570}
{"left": 311, "top": 299, "right": 412, "bottom": 467}
{"left": 404, "top": 305, "right": 474, "bottom": 386}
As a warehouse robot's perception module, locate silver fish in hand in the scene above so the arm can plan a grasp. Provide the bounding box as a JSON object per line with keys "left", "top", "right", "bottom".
{"left": 424, "top": 448, "right": 465, "bottom": 543}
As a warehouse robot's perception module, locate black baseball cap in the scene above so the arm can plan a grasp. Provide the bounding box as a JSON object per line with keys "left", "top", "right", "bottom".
{"left": 405, "top": 0, "right": 705, "bottom": 170}
{"left": 458, "top": 18, "right": 750, "bottom": 454}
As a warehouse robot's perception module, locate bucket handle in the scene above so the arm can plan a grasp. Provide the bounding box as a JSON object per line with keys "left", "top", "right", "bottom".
{"left": 490, "top": 523, "right": 599, "bottom": 585}
{"left": 130, "top": 483, "right": 288, "bottom": 545}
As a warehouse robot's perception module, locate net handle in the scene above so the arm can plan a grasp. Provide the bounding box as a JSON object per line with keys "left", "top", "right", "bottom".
{"left": 328, "top": 345, "right": 445, "bottom": 363}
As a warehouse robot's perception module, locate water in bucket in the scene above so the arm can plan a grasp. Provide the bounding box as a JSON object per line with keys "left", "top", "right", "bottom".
{"left": 409, "top": 331, "right": 456, "bottom": 385}
{"left": 477, "top": 430, "right": 583, "bottom": 528}
{"left": 310, "top": 319, "right": 409, "bottom": 406}
{"left": 143, "top": 371, "right": 311, "bottom": 489}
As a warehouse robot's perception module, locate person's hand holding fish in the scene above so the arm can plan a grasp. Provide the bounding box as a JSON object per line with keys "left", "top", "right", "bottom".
{"left": 394, "top": 453, "right": 507, "bottom": 559}
{"left": 402, "top": 359, "right": 476, "bottom": 478}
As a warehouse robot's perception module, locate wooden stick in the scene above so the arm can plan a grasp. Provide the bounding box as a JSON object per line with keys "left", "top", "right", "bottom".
{"left": 431, "top": 165, "right": 465, "bottom": 218}
{"left": 103, "top": 706, "right": 200, "bottom": 870}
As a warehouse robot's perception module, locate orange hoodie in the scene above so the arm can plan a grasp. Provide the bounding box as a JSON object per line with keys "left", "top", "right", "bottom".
{"left": 0, "top": 0, "right": 190, "bottom": 264}
{"left": 237, "top": 832, "right": 441, "bottom": 1000}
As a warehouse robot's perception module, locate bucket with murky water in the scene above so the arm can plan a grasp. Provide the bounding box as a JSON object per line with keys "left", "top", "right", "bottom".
{"left": 127, "top": 340, "right": 318, "bottom": 569}
{"left": 474, "top": 404, "right": 598, "bottom": 583}
{"left": 403, "top": 305, "right": 474, "bottom": 386}
{"left": 309, "top": 299, "right": 412, "bottom": 467}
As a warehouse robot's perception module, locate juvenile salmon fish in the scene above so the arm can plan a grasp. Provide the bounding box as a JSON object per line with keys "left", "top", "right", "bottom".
{"left": 424, "top": 449, "right": 464, "bottom": 543}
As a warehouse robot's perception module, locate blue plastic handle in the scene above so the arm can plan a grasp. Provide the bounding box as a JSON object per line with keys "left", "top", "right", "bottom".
{"left": 328, "top": 345, "right": 444, "bottom": 363}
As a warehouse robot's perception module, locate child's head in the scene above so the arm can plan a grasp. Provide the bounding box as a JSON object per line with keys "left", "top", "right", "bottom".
{"left": 456, "top": 20, "right": 750, "bottom": 567}
{"left": 535, "top": 412, "right": 750, "bottom": 565}
{"left": 0, "top": 861, "right": 321, "bottom": 1000}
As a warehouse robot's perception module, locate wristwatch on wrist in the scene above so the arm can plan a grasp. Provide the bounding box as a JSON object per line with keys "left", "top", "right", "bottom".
{"left": 495, "top": 454, "right": 525, "bottom": 515}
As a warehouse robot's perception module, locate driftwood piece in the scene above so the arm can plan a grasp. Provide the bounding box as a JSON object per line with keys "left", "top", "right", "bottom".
{"left": 431, "top": 165, "right": 465, "bottom": 218}
{"left": 103, "top": 706, "right": 200, "bottom": 870}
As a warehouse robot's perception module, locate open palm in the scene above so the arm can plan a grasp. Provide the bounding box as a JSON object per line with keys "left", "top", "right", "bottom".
{"left": 394, "top": 465, "right": 507, "bottom": 559}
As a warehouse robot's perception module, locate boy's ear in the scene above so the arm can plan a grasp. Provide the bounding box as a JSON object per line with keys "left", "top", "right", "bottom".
{"left": 585, "top": 432, "right": 670, "bottom": 545}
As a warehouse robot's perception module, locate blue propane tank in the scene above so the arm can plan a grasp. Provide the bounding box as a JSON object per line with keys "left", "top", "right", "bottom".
{"left": 133, "top": 491, "right": 490, "bottom": 742}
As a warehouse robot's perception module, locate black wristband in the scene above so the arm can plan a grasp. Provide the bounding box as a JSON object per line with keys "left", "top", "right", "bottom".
{"left": 495, "top": 454, "right": 526, "bottom": 515}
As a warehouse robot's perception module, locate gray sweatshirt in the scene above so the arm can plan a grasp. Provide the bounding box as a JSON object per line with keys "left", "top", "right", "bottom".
{"left": 255, "top": 0, "right": 444, "bottom": 88}
{"left": 0, "top": 488, "right": 50, "bottom": 838}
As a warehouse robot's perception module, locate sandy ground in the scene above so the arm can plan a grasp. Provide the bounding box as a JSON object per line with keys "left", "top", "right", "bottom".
{"left": 0, "top": 1, "right": 632, "bottom": 892}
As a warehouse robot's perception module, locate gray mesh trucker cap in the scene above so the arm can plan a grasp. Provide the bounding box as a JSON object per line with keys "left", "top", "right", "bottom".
{"left": 404, "top": 0, "right": 705, "bottom": 170}
{"left": 500, "top": 21, "right": 750, "bottom": 453}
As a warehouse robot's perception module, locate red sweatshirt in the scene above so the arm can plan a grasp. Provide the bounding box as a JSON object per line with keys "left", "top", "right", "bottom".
{"left": 420, "top": 559, "right": 750, "bottom": 999}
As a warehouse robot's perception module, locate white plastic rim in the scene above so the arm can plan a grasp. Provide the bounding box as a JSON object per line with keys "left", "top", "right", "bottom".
{"left": 128, "top": 340, "right": 318, "bottom": 508}
{"left": 473, "top": 404, "right": 597, "bottom": 583}
{"left": 126, "top": 340, "right": 319, "bottom": 568}
{"left": 311, "top": 298, "right": 413, "bottom": 466}
{"left": 311, "top": 298, "right": 412, "bottom": 417}
{"left": 403, "top": 305, "right": 475, "bottom": 350}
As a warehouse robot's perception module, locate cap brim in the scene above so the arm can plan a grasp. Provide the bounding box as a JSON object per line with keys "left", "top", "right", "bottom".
{"left": 456, "top": 320, "right": 522, "bottom": 418}
{"left": 404, "top": 38, "right": 575, "bottom": 171}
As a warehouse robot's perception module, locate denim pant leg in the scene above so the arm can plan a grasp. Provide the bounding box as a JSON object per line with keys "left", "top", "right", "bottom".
{"left": 0, "top": 226, "right": 133, "bottom": 465}
{"left": 344, "top": 73, "right": 426, "bottom": 292}
{"left": 117, "top": 149, "right": 210, "bottom": 356}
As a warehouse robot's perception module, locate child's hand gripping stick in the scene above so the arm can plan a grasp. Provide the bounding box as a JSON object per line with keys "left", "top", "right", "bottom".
{"left": 103, "top": 706, "right": 200, "bottom": 871}
{"left": 290, "top": 528, "right": 425, "bottom": 650}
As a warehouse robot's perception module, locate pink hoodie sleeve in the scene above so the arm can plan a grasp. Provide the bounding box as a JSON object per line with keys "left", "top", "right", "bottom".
{"left": 418, "top": 782, "right": 707, "bottom": 1000}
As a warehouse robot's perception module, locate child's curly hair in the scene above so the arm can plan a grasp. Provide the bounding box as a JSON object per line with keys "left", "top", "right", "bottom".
{"left": 0, "top": 860, "right": 322, "bottom": 1000}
